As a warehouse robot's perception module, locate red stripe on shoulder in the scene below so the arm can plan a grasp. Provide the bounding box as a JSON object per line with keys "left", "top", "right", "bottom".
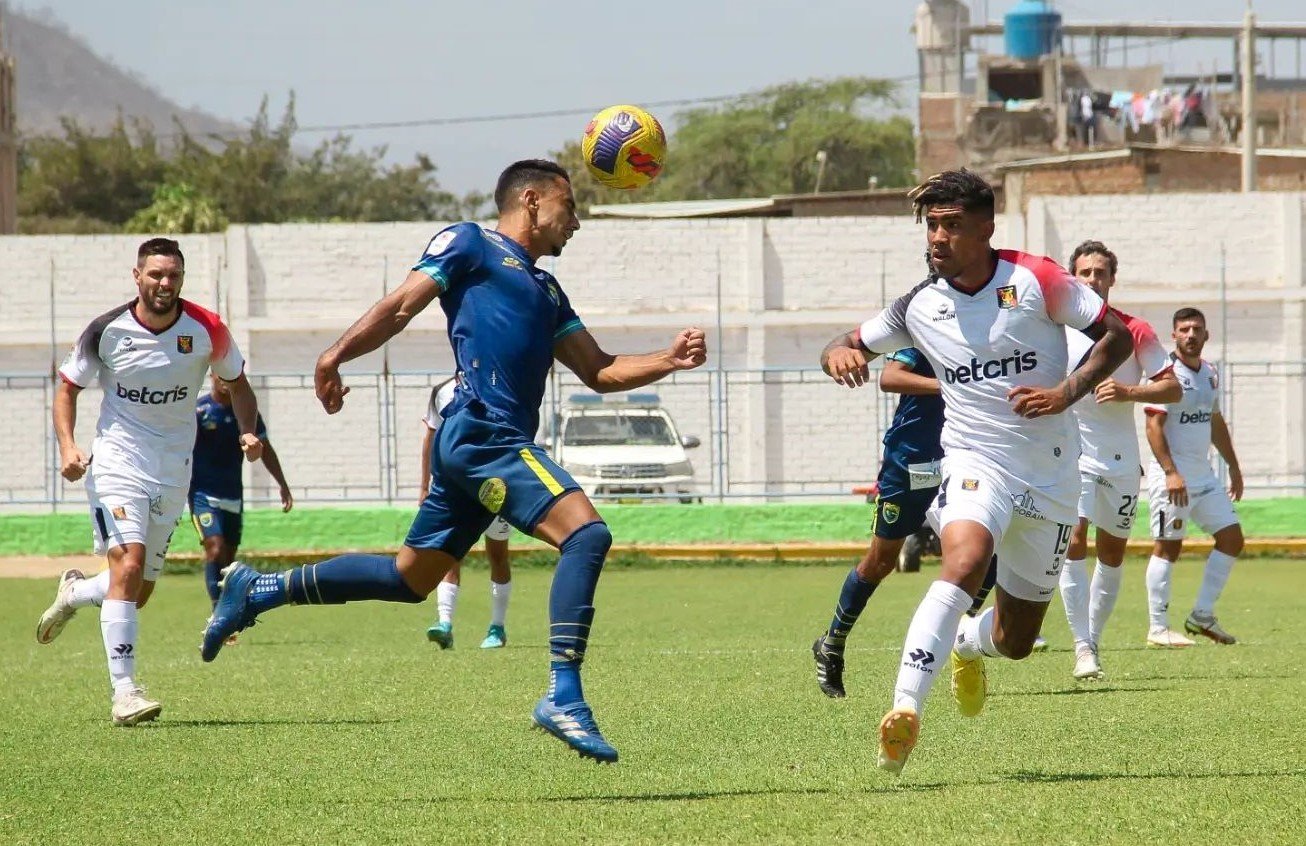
{"left": 181, "top": 300, "right": 231, "bottom": 360}
{"left": 997, "top": 249, "right": 1070, "bottom": 296}
{"left": 1112, "top": 307, "right": 1158, "bottom": 347}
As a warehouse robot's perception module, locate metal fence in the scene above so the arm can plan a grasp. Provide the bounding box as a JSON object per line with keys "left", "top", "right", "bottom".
{"left": 3, "top": 359, "right": 1303, "bottom": 512}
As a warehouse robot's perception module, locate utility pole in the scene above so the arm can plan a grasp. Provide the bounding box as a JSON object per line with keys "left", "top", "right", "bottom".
{"left": 1242, "top": 3, "right": 1257, "bottom": 192}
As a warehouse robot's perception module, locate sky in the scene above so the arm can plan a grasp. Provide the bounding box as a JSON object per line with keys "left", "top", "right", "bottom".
{"left": 17, "top": 1, "right": 1306, "bottom": 194}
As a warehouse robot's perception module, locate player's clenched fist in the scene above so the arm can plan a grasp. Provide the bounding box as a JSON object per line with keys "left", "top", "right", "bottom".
{"left": 314, "top": 357, "right": 351, "bottom": 415}
{"left": 824, "top": 346, "right": 870, "bottom": 388}
{"left": 59, "top": 446, "right": 89, "bottom": 482}
{"left": 669, "top": 327, "right": 707, "bottom": 370}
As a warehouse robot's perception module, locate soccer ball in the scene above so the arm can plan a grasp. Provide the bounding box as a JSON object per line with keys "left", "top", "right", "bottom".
{"left": 581, "top": 105, "right": 667, "bottom": 190}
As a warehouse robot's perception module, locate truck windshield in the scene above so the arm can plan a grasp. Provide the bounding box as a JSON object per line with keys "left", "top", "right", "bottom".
{"left": 562, "top": 413, "right": 676, "bottom": 446}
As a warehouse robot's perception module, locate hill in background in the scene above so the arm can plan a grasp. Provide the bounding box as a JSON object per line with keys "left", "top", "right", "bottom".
{"left": 2, "top": 5, "right": 242, "bottom": 139}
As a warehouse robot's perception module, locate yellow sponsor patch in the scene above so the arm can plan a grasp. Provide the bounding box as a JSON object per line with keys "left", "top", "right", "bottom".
{"left": 478, "top": 477, "right": 507, "bottom": 513}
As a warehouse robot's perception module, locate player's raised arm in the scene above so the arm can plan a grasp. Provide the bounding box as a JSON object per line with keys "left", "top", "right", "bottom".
{"left": 553, "top": 327, "right": 706, "bottom": 393}
{"left": 314, "top": 270, "right": 442, "bottom": 414}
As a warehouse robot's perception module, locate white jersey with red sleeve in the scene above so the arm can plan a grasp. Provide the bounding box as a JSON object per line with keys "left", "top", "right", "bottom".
{"left": 1066, "top": 307, "right": 1172, "bottom": 477}
{"left": 58, "top": 299, "right": 245, "bottom": 489}
{"left": 1144, "top": 356, "right": 1222, "bottom": 486}
{"left": 859, "top": 250, "right": 1106, "bottom": 494}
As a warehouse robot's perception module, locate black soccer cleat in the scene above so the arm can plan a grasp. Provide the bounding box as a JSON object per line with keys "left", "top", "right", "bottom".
{"left": 812, "top": 637, "right": 847, "bottom": 698}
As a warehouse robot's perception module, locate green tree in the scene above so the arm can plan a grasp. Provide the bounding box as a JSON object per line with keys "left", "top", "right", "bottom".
{"left": 556, "top": 77, "right": 915, "bottom": 210}
{"left": 125, "top": 182, "right": 229, "bottom": 234}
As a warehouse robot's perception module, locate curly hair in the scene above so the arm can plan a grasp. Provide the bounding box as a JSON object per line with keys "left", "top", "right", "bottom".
{"left": 907, "top": 169, "right": 995, "bottom": 222}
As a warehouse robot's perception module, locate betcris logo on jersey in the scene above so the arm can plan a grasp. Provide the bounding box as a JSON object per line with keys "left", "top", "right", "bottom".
{"left": 1179, "top": 409, "right": 1213, "bottom": 424}
{"left": 943, "top": 350, "right": 1039, "bottom": 384}
{"left": 115, "top": 383, "right": 190, "bottom": 405}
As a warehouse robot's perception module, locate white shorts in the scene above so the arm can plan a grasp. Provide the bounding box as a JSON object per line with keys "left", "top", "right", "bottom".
{"left": 1078, "top": 470, "right": 1141, "bottom": 537}
{"left": 484, "top": 516, "right": 511, "bottom": 542}
{"left": 1147, "top": 474, "right": 1238, "bottom": 541}
{"left": 85, "top": 470, "right": 186, "bottom": 581}
{"left": 929, "top": 452, "right": 1077, "bottom": 603}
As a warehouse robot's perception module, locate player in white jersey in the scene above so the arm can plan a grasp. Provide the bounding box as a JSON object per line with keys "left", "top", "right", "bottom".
{"left": 1055, "top": 242, "right": 1181, "bottom": 678}
{"left": 34, "top": 238, "right": 262, "bottom": 726}
{"left": 421, "top": 377, "right": 514, "bottom": 649}
{"left": 1143, "top": 307, "right": 1244, "bottom": 645}
{"left": 822, "top": 170, "right": 1132, "bottom": 774}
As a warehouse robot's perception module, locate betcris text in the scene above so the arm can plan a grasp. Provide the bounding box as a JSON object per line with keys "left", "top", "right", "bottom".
{"left": 116, "top": 383, "right": 190, "bottom": 405}
{"left": 1179, "top": 410, "right": 1212, "bottom": 424}
{"left": 943, "top": 351, "right": 1039, "bottom": 384}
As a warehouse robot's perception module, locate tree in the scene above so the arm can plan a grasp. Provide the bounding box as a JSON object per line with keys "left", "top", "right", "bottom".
{"left": 555, "top": 77, "right": 915, "bottom": 210}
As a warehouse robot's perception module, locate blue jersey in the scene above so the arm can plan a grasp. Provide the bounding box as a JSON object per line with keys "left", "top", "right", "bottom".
{"left": 414, "top": 222, "right": 584, "bottom": 438}
{"left": 190, "top": 393, "right": 267, "bottom": 501}
{"left": 881, "top": 348, "right": 945, "bottom": 472}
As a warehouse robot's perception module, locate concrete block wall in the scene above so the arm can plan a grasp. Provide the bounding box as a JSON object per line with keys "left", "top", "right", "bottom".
{"left": 2, "top": 192, "right": 1303, "bottom": 510}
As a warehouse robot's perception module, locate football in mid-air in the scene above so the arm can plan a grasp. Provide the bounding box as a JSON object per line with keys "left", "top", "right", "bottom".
{"left": 581, "top": 105, "right": 667, "bottom": 190}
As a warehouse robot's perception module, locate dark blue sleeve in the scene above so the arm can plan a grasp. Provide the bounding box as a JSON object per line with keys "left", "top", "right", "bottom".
{"left": 412, "top": 222, "right": 482, "bottom": 293}
{"left": 553, "top": 283, "right": 585, "bottom": 341}
{"left": 886, "top": 347, "right": 921, "bottom": 371}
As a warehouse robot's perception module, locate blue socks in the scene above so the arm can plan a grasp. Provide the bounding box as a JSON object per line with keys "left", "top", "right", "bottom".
{"left": 548, "top": 521, "right": 612, "bottom": 706}
{"left": 824, "top": 568, "right": 877, "bottom": 651}
{"left": 203, "top": 560, "right": 222, "bottom": 604}
{"left": 248, "top": 554, "right": 423, "bottom": 615}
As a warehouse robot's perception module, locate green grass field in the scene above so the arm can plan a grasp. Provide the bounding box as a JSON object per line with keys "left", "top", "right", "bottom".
{"left": 2, "top": 558, "right": 1303, "bottom": 844}
{"left": 3, "top": 497, "right": 1305, "bottom": 557}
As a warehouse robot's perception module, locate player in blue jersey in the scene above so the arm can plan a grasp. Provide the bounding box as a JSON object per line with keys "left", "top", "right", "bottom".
{"left": 190, "top": 373, "right": 293, "bottom": 619}
{"left": 812, "top": 347, "right": 964, "bottom": 697}
{"left": 200, "top": 159, "right": 707, "bottom": 763}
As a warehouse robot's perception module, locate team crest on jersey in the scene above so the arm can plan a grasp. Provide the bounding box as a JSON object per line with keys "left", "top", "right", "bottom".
{"left": 996, "top": 285, "right": 1018, "bottom": 309}
{"left": 882, "top": 502, "right": 900, "bottom": 524}
{"left": 962, "top": 479, "right": 979, "bottom": 491}
{"left": 177, "top": 335, "right": 193, "bottom": 354}
{"left": 478, "top": 477, "right": 507, "bottom": 513}
{"left": 111, "top": 506, "right": 127, "bottom": 519}
{"left": 502, "top": 256, "right": 524, "bottom": 270}
{"left": 546, "top": 282, "right": 560, "bottom": 305}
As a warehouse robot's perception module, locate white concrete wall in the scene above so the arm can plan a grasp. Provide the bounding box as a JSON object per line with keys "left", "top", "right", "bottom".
{"left": 2, "top": 192, "right": 1303, "bottom": 510}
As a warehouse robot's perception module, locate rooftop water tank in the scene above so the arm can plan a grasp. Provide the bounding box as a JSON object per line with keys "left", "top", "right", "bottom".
{"left": 1004, "top": 0, "right": 1061, "bottom": 60}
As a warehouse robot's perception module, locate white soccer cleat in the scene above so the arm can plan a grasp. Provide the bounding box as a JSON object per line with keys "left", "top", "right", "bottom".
{"left": 1146, "top": 627, "right": 1195, "bottom": 648}
{"left": 111, "top": 686, "right": 162, "bottom": 727}
{"left": 1072, "top": 644, "right": 1104, "bottom": 680}
{"left": 35, "top": 568, "right": 86, "bottom": 644}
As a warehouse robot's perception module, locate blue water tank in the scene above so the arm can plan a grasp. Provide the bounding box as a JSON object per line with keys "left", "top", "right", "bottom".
{"left": 1004, "top": 0, "right": 1062, "bottom": 60}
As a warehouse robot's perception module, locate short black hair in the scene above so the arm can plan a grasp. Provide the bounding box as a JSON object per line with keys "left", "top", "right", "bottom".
{"left": 908, "top": 169, "right": 995, "bottom": 222}
{"left": 137, "top": 237, "right": 184, "bottom": 267}
{"left": 1173, "top": 307, "right": 1207, "bottom": 327}
{"left": 1068, "top": 240, "right": 1118, "bottom": 276}
{"left": 494, "top": 159, "right": 571, "bottom": 212}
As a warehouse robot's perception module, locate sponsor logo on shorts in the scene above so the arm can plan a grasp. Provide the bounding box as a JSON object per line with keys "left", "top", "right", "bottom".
{"left": 962, "top": 479, "right": 979, "bottom": 491}
{"left": 1172, "top": 518, "right": 1183, "bottom": 530}
{"left": 149, "top": 495, "right": 164, "bottom": 517}
{"left": 882, "top": 502, "right": 900, "bottom": 524}
{"left": 903, "top": 648, "right": 936, "bottom": 673}
{"left": 177, "top": 335, "right": 193, "bottom": 354}
{"left": 111, "top": 506, "right": 127, "bottom": 519}
{"left": 478, "top": 477, "right": 507, "bottom": 514}
{"left": 1012, "top": 489, "right": 1043, "bottom": 519}
{"left": 942, "top": 351, "right": 1038, "bottom": 384}
{"left": 996, "top": 285, "right": 1018, "bottom": 309}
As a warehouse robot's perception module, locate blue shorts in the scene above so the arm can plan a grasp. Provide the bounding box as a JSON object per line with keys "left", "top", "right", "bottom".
{"left": 873, "top": 465, "right": 938, "bottom": 541}
{"left": 189, "top": 492, "right": 243, "bottom": 547}
{"left": 406, "top": 402, "right": 580, "bottom": 560}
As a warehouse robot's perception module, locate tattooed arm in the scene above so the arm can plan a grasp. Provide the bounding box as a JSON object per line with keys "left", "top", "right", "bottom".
{"left": 1008, "top": 310, "right": 1133, "bottom": 419}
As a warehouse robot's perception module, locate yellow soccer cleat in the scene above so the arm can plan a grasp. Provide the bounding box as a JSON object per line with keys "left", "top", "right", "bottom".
{"left": 877, "top": 707, "right": 920, "bottom": 775}
{"left": 950, "top": 650, "right": 987, "bottom": 718}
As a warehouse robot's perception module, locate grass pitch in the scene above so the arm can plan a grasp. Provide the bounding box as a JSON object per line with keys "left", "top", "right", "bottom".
{"left": 2, "top": 558, "right": 1304, "bottom": 845}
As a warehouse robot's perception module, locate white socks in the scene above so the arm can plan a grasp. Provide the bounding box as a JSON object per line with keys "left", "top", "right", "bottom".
{"left": 435, "top": 582, "right": 459, "bottom": 625}
{"left": 1058, "top": 557, "right": 1090, "bottom": 647}
{"left": 1145, "top": 555, "right": 1174, "bottom": 630}
{"left": 1194, "top": 550, "right": 1237, "bottom": 618}
{"left": 1088, "top": 561, "right": 1123, "bottom": 646}
{"left": 892, "top": 580, "right": 973, "bottom": 716}
{"left": 954, "top": 606, "right": 1000, "bottom": 660}
{"left": 70, "top": 570, "right": 111, "bottom": 608}
{"left": 100, "top": 599, "right": 138, "bottom": 693}
{"left": 490, "top": 580, "right": 512, "bottom": 627}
